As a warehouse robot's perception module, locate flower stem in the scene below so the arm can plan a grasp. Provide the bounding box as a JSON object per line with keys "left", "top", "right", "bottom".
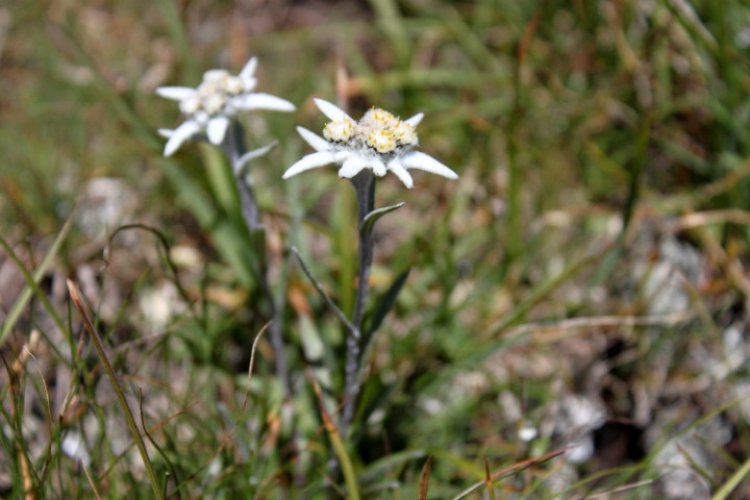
{"left": 340, "top": 170, "right": 376, "bottom": 437}
{"left": 223, "top": 123, "right": 292, "bottom": 397}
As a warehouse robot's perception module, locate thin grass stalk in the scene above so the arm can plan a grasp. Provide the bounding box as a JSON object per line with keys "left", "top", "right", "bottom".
{"left": 66, "top": 280, "right": 164, "bottom": 500}
{"left": 451, "top": 448, "right": 566, "bottom": 500}
{"left": 82, "top": 464, "right": 103, "bottom": 500}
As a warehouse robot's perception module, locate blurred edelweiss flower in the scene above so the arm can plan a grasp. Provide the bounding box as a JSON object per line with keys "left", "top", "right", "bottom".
{"left": 157, "top": 57, "right": 295, "bottom": 156}
{"left": 282, "top": 99, "right": 458, "bottom": 188}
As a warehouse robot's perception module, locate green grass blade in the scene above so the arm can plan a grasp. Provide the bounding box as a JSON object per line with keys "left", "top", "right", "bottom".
{"left": 713, "top": 457, "right": 750, "bottom": 500}
{"left": 67, "top": 280, "right": 164, "bottom": 500}
{"left": 0, "top": 214, "right": 73, "bottom": 347}
{"left": 369, "top": 0, "right": 410, "bottom": 67}
{"left": 200, "top": 143, "right": 240, "bottom": 215}
{"left": 311, "top": 378, "right": 360, "bottom": 500}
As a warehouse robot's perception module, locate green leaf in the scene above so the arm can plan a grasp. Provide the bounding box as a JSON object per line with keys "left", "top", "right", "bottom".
{"left": 334, "top": 183, "right": 356, "bottom": 317}
{"left": 201, "top": 143, "right": 240, "bottom": 216}
{"left": 359, "top": 202, "right": 405, "bottom": 236}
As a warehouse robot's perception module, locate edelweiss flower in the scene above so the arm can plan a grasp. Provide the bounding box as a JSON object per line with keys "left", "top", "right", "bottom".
{"left": 282, "top": 99, "right": 457, "bottom": 188}
{"left": 157, "top": 57, "right": 295, "bottom": 156}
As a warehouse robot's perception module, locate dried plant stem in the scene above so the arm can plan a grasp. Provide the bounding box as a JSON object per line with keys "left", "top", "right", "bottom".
{"left": 340, "top": 171, "right": 375, "bottom": 437}
{"left": 223, "top": 123, "right": 292, "bottom": 398}
{"left": 451, "top": 448, "right": 566, "bottom": 500}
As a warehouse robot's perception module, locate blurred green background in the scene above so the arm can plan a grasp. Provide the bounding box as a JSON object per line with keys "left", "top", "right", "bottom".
{"left": 2, "top": 0, "right": 750, "bottom": 497}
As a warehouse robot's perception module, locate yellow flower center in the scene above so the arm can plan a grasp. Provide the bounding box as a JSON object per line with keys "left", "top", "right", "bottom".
{"left": 323, "top": 118, "right": 355, "bottom": 142}
{"left": 393, "top": 120, "right": 417, "bottom": 147}
{"left": 367, "top": 129, "right": 397, "bottom": 153}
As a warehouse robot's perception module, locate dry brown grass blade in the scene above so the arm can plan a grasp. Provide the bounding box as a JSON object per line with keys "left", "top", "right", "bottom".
{"left": 452, "top": 448, "right": 567, "bottom": 500}
{"left": 1, "top": 333, "right": 39, "bottom": 498}
{"left": 418, "top": 455, "right": 433, "bottom": 500}
{"left": 695, "top": 229, "right": 750, "bottom": 300}
{"left": 10, "top": 330, "right": 40, "bottom": 376}
{"left": 19, "top": 442, "right": 34, "bottom": 500}
{"left": 668, "top": 209, "right": 750, "bottom": 232}
{"left": 242, "top": 321, "right": 271, "bottom": 411}
{"left": 492, "top": 448, "right": 567, "bottom": 480}
{"left": 484, "top": 458, "right": 495, "bottom": 500}
{"left": 507, "top": 311, "right": 694, "bottom": 343}
{"left": 484, "top": 458, "right": 497, "bottom": 500}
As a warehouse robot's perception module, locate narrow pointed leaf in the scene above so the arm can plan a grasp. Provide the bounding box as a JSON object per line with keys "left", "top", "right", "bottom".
{"left": 291, "top": 247, "right": 355, "bottom": 332}
{"left": 235, "top": 142, "right": 277, "bottom": 176}
{"left": 359, "top": 202, "right": 405, "bottom": 235}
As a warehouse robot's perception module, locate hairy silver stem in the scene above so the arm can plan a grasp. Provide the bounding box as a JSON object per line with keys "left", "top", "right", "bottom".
{"left": 340, "top": 170, "right": 375, "bottom": 437}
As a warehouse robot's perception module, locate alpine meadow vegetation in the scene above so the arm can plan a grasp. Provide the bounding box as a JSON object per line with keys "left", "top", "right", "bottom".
{"left": 2, "top": 1, "right": 750, "bottom": 498}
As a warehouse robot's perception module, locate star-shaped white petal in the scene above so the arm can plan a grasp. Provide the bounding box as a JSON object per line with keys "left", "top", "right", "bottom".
{"left": 401, "top": 151, "right": 458, "bottom": 179}
{"left": 240, "top": 57, "right": 258, "bottom": 82}
{"left": 338, "top": 156, "right": 370, "bottom": 179}
{"left": 371, "top": 158, "right": 387, "bottom": 177}
{"left": 387, "top": 158, "right": 414, "bottom": 188}
{"left": 297, "top": 127, "right": 330, "bottom": 152}
{"left": 404, "top": 113, "right": 424, "bottom": 127}
{"left": 237, "top": 93, "right": 296, "bottom": 112}
{"left": 164, "top": 120, "right": 201, "bottom": 157}
{"left": 313, "top": 98, "right": 352, "bottom": 122}
{"left": 282, "top": 151, "right": 337, "bottom": 179}
{"left": 207, "top": 116, "right": 231, "bottom": 145}
{"left": 156, "top": 86, "right": 196, "bottom": 101}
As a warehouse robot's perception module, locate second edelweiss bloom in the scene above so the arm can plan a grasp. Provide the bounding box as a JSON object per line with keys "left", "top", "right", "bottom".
{"left": 157, "top": 57, "right": 295, "bottom": 156}
{"left": 282, "top": 99, "right": 458, "bottom": 188}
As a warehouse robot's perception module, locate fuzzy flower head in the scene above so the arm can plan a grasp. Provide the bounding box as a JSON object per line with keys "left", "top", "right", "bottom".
{"left": 157, "top": 58, "right": 295, "bottom": 156}
{"left": 283, "top": 99, "right": 457, "bottom": 188}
